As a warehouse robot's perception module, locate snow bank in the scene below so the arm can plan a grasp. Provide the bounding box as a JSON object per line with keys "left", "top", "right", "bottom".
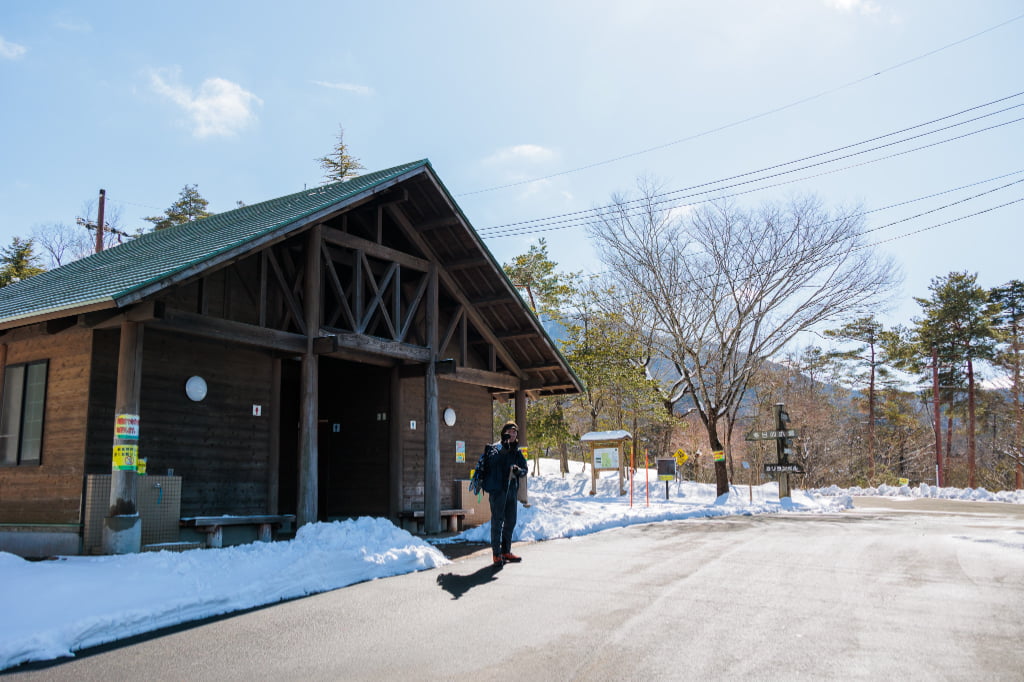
{"left": 811, "top": 483, "right": 1024, "bottom": 504}
{"left": 0, "top": 517, "right": 447, "bottom": 671}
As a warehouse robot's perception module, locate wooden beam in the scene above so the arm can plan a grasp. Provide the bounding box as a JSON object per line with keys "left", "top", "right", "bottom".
{"left": 324, "top": 329, "right": 431, "bottom": 363}
{"left": 524, "top": 364, "right": 562, "bottom": 373}
{"left": 322, "top": 226, "right": 430, "bottom": 272}
{"left": 150, "top": 308, "right": 309, "bottom": 354}
{"left": 414, "top": 217, "right": 459, "bottom": 231}
{"left": 441, "top": 366, "right": 520, "bottom": 391}
{"left": 79, "top": 300, "right": 165, "bottom": 330}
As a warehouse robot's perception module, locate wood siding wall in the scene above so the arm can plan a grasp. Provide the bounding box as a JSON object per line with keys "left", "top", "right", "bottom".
{"left": 83, "top": 328, "right": 275, "bottom": 516}
{"left": 0, "top": 327, "right": 93, "bottom": 524}
{"left": 399, "top": 378, "right": 494, "bottom": 510}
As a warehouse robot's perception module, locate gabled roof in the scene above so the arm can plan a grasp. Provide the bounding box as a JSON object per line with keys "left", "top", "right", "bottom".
{"left": 0, "top": 160, "right": 429, "bottom": 326}
{"left": 0, "top": 159, "right": 582, "bottom": 395}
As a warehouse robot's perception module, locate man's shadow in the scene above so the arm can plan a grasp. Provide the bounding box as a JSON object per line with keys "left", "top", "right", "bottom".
{"left": 436, "top": 563, "right": 502, "bottom": 599}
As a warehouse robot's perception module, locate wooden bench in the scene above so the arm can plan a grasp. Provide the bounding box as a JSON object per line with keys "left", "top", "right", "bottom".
{"left": 397, "top": 509, "right": 467, "bottom": 534}
{"left": 180, "top": 514, "right": 295, "bottom": 548}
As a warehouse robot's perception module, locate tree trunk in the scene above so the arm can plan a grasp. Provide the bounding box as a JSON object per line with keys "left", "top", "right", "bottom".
{"left": 705, "top": 414, "right": 729, "bottom": 497}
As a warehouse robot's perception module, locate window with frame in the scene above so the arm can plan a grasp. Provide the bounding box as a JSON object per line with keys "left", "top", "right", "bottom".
{"left": 0, "top": 360, "right": 48, "bottom": 466}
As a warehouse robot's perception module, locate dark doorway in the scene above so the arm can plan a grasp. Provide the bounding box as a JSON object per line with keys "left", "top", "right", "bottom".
{"left": 278, "top": 358, "right": 391, "bottom": 520}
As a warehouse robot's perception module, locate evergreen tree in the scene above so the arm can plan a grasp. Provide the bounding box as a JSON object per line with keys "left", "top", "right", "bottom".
{"left": 0, "top": 237, "right": 46, "bottom": 287}
{"left": 990, "top": 279, "right": 1024, "bottom": 488}
{"left": 318, "top": 125, "right": 365, "bottom": 183}
{"left": 825, "top": 316, "right": 899, "bottom": 481}
{"left": 913, "top": 272, "right": 998, "bottom": 487}
{"left": 503, "top": 238, "right": 575, "bottom": 318}
{"left": 144, "top": 184, "right": 213, "bottom": 230}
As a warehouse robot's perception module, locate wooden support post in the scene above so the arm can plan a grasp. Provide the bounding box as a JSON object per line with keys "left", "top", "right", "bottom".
{"left": 389, "top": 366, "right": 402, "bottom": 520}
{"left": 424, "top": 263, "right": 441, "bottom": 534}
{"left": 267, "top": 357, "right": 281, "bottom": 514}
{"left": 103, "top": 320, "right": 143, "bottom": 554}
{"left": 297, "top": 225, "right": 322, "bottom": 527}
{"left": 515, "top": 389, "right": 529, "bottom": 505}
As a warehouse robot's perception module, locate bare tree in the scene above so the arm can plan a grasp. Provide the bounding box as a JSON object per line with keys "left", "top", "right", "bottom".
{"left": 588, "top": 181, "right": 901, "bottom": 496}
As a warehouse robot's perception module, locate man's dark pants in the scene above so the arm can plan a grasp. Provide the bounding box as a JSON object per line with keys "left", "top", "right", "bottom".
{"left": 488, "top": 485, "right": 518, "bottom": 556}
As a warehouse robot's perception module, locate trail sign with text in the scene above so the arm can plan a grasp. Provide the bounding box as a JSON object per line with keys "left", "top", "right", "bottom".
{"left": 749, "top": 403, "right": 804, "bottom": 498}
{"left": 745, "top": 429, "right": 798, "bottom": 441}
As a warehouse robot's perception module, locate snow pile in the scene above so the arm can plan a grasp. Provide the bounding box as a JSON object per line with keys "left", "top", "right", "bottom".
{"left": 811, "top": 483, "right": 1024, "bottom": 504}
{"left": 447, "top": 462, "right": 852, "bottom": 545}
{"left": 0, "top": 517, "right": 446, "bottom": 671}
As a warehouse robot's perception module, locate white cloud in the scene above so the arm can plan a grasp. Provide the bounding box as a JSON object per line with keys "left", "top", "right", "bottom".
{"left": 56, "top": 19, "right": 92, "bottom": 32}
{"left": 149, "top": 68, "right": 263, "bottom": 138}
{"left": 484, "top": 144, "right": 557, "bottom": 165}
{"left": 0, "top": 37, "right": 27, "bottom": 60}
{"left": 823, "top": 0, "right": 883, "bottom": 15}
{"left": 312, "top": 80, "right": 374, "bottom": 96}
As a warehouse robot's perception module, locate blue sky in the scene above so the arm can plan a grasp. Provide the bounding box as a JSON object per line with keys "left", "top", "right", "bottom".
{"left": 1, "top": 1, "right": 1022, "bottom": 337}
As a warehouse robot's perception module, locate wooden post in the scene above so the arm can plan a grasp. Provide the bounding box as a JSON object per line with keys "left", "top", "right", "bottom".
{"left": 514, "top": 389, "right": 529, "bottom": 505}
{"left": 103, "top": 320, "right": 143, "bottom": 554}
{"left": 423, "top": 263, "right": 441, "bottom": 534}
{"left": 297, "top": 225, "right": 322, "bottom": 527}
{"left": 389, "top": 366, "right": 402, "bottom": 520}
{"left": 267, "top": 358, "right": 281, "bottom": 514}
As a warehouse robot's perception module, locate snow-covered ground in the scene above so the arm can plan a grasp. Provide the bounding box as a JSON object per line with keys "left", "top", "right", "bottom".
{"left": 1, "top": 458, "right": 1021, "bottom": 671}
{"left": 810, "top": 482, "right": 1024, "bottom": 504}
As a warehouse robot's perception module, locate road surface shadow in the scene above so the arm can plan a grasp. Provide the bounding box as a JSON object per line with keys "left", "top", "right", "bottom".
{"left": 436, "top": 562, "right": 502, "bottom": 599}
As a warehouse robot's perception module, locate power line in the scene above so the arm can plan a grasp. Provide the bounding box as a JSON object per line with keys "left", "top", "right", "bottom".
{"left": 557, "top": 192, "right": 1024, "bottom": 314}
{"left": 457, "top": 12, "right": 1024, "bottom": 198}
{"left": 479, "top": 98, "right": 1024, "bottom": 238}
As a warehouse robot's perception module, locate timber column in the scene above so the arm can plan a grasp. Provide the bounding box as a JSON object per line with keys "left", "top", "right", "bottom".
{"left": 424, "top": 263, "right": 441, "bottom": 534}
{"left": 103, "top": 320, "right": 143, "bottom": 554}
{"left": 297, "top": 225, "right": 322, "bottom": 527}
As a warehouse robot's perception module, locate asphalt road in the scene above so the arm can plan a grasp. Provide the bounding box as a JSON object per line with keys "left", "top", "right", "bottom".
{"left": 8, "top": 497, "right": 1024, "bottom": 681}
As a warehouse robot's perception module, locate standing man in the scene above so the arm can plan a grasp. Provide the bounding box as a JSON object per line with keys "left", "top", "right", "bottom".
{"left": 475, "top": 421, "right": 528, "bottom": 566}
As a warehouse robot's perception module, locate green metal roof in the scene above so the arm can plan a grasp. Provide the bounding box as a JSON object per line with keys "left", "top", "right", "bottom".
{"left": 0, "top": 160, "right": 430, "bottom": 327}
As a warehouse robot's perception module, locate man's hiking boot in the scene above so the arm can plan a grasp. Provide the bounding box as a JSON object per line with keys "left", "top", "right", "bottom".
{"left": 501, "top": 552, "right": 522, "bottom": 563}
{"left": 493, "top": 555, "right": 504, "bottom": 566}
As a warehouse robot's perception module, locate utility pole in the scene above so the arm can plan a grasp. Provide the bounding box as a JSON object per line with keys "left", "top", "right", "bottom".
{"left": 95, "top": 189, "right": 106, "bottom": 253}
{"left": 932, "top": 345, "right": 943, "bottom": 487}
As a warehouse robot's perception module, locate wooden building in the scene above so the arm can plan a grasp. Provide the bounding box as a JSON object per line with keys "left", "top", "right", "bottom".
{"left": 0, "top": 160, "right": 581, "bottom": 556}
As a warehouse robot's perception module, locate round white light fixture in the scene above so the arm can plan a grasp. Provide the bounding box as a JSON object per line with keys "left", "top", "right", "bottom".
{"left": 185, "top": 375, "right": 208, "bottom": 402}
{"left": 443, "top": 407, "right": 457, "bottom": 427}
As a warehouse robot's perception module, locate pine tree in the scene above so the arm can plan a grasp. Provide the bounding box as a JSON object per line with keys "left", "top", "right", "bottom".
{"left": 0, "top": 237, "right": 46, "bottom": 287}
{"left": 825, "top": 316, "right": 898, "bottom": 481}
{"left": 503, "top": 238, "right": 576, "bottom": 317}
{"left": 914, "top": 272, "right": 998, "bottom": 487}
{"left": 144, "top": 184, "right": 213, "bottom": 230}
{"left": 318, "top": 125, "right": 365, "bottom": 183}
{"left": 990, "top": 279, "right": 1024, "bottom": 488}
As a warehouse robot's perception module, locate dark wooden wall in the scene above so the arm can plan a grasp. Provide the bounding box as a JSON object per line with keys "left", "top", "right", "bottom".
{"left": 0, "top": 326, "right": 92, "bottom": 524}
{"left": 399, "top": 378, "right": 494, "bottom": 510}
{"left": 130, "top": 329, "right": 274, "bottom": 515}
